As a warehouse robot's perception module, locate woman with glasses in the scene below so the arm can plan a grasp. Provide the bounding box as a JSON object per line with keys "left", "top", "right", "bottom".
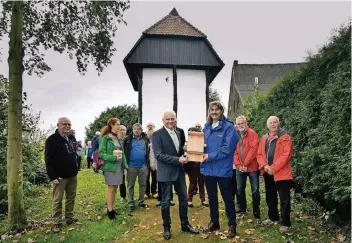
{"left": 99, "top": 118, "right": 128, "bottom": 220}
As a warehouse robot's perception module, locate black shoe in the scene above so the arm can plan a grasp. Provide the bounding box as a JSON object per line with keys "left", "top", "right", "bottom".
{"left": 163, "top": 227, "right": 171, "bottom": 240}
{"left": 202, "top": 222, "right": 220, "bottom": 232}
{"left": 201, "top": 202, "right": 209, "bottom": 207}
{"left": 129, "top": 206, "right": 135, "bottom": 212}
{"left": 181, "top": 224, "right": 199, "bottom": 234}
{"left": 145, "top": 193, "right": 152, "bottom": 199}
{"left": 107, "top": 210, "right": 116, "bottom": 220}
{"left": 138, "top": 203, "right": 148, "bottom": 208}
{"left": 66, "top": 217, "right": 78, "bottom": 225}
{"left": 236, "top": 209, "right": 246, "bottom": 214}
{"left": 188, "top": 202, "right": 194, "bottom": 208}
{"left": 156, "top": 201, "right": 161, "bottom": 207}
{"left": 254, "top": 212, "right": 261, "bottom": 219}
{"left": 170, "top": 201, "right": 175, "bottom": 206}
{"left": 227, "top": 225, "right": 236, "bottom": 238}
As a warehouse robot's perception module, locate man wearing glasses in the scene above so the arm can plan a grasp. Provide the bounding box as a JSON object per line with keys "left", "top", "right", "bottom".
{"left": 45, "top": 117, "right": 79, "bottom": 233}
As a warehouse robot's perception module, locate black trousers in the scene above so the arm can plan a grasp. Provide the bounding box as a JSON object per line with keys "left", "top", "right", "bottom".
{"left": 87, "top": 157, "right": 93, "bottom": 169}
{"left": 146, "top": 169, "right": 157, "bottom": 195}
{"left": 158, "top": 181, "right": 173, "bottom": 201}
{"left": 263, "top": 173, "right": 292, "bottom": 226}
{"left": 160, "top": 171, "right": 188, "bottom": 228}
{"left": 120, "top": 174, "right": 126, "bottom": 198}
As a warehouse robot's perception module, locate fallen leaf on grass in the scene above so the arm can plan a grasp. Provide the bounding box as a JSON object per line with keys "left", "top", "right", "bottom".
{"left": 244, "top": 229, "right": 255, "bottom": 235}
{"left": 75, "top": 222, "right": 82, "bottom": 225}
{"left": 153, "top": 223, "right": 157, "bottom": 226}
{"left": 191, "top": 218, "right": 196, "bottom": 222}
{"left": 100, "top": 237, "right": 105, "bottom": 240}
{"left": 68, "top": 228, "right": 75, "bottom": 231}
{"left": 12, "top": 240, "right": 19, "bottom": 243}
{"left": 156, "top": 237, "right": 164, "bottom": 242}
{"left": 337, "top": 234, "right": 345, "bottom": 242}
{"left": 59, "top": 236, "right": 65, "bottom": 242}
{"left": 247, "top": 219, "right": 253, "bottom": 223}
{"left": 308, "top": 226, "right": 315, "bottom": 231}
{"left": 122, "top": 221, "right": 126, "bottom": 225}
{"left": 200, "top": 234, "right": 208, "bottom": 239}
{"left": 124, "top": 230, "right": 130, "bottom": 235}
{"left": 97, "top": 216, "right": 102, "bottom": 220}
{"left": 220, "top": 235, "right": 227, "bottom": 240}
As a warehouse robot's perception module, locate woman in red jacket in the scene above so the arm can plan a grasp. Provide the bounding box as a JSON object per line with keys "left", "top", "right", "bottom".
{"left": 257, "top": 116, "right": 293, "bottom": 233}
{"left": 233, "top": 116, "right": 260, "bottom": 219}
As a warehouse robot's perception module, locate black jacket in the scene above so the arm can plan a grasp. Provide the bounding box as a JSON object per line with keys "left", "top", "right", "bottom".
{"left": 124, "top": 132, "right": 150, "bottom": 168}
{"left": 45, "top": 129, "right": 78, "bottom": 181}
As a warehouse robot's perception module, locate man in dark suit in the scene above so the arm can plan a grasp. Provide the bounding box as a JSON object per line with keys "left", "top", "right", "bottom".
{"left": 152, "top": 110, "right": 199, "bottom": 240}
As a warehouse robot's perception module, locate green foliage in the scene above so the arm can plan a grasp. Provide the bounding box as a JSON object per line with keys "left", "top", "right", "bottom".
{"left": 85, "top": 104, "right": 138, "bottom": 142}
{"left": 243, "top": 24, "right": 351, "bottom": 221}
{"left": 209, "top": 86, "right": 221, "bottom": 103}
{"left": 0, "top": 79, "right": 48, "bottom": 214}
{"left": 0, "top": 1, "right": 130, "bottom": 75}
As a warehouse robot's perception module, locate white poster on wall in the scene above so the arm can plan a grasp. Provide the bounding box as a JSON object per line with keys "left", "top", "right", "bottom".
{"left": 142, "top": 68, "right": 173, "bottom": 130}
{"left": 177, "top": 69, "right": 206, "bottom": 140}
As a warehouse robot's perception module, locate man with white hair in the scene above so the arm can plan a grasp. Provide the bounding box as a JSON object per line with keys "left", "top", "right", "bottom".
{"left": 257, "top": 116, "right": 293, "bottom": 233}
{"left": 152, "top": 110, "right": 199, "bottom": 240}
{"left": 45, "top": 117, "right": 78, "bottom": 233}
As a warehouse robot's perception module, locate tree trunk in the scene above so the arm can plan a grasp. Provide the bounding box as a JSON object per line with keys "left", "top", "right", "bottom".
{"left": 7, "top": 0, "right": 26, "bottom": 231}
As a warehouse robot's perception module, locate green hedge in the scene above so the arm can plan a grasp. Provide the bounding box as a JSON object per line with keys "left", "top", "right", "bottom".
{"left": 245, "top": 24, "right": 351, "bottom": 221}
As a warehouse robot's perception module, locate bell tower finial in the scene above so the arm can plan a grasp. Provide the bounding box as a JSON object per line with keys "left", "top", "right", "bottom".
{"left": 169, "top": 8, "right": 179, "bottom": 16}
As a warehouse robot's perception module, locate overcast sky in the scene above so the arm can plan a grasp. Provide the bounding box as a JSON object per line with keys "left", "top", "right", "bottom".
{"left": 0, "top": 1, "right": 350, "bottom": 142}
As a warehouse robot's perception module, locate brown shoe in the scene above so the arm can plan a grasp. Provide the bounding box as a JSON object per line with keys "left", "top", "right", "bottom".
{"left": 51, "top": 224, "right": 61, "bottom": 233}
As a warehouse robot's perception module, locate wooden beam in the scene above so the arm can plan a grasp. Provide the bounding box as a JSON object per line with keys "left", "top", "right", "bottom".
{"left": 173, "top": 66, "right": 178, "bottom": 115}
{"left": 137, "top": 68, "right": 143, "bottom": 124}
{"left": 205, "top": 70, "right": 210, "bottom": 118}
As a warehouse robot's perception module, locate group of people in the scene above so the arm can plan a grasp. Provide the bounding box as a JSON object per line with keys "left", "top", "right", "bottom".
{"left": 44, "top": 100, "right": 294, "bottom": 240}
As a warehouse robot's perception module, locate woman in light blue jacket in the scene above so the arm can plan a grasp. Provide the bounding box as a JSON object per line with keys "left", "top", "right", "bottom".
{"left": 201, "top": 101, "right": 239, "bottom": 239}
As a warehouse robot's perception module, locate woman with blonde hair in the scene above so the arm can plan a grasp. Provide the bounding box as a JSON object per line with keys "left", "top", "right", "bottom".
{"left": 99, "top": 118, "right": 128, "bottom": 220}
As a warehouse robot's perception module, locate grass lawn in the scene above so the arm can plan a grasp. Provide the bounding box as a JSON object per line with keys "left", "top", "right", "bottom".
{"left": 0, "top": 169, "right": 341, "bottom": 243}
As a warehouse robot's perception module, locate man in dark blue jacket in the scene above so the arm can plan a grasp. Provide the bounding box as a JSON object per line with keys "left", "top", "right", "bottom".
{"left": 201, "top": 101, "right": 239, "bottom": 238}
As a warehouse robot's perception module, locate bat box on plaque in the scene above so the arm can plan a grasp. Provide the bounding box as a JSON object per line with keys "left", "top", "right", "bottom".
{"left": 187, "top": 131, "right": 205, "bottom": 162}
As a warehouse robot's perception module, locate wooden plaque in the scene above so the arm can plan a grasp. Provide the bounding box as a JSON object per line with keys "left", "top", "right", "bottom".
{"left": 187, "top": 131, "right": 205, "bottom": 162}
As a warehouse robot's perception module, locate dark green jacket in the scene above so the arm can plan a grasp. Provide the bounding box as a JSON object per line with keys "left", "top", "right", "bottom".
{"left": 98, "top": 134, "right": 128, "bottom": 172}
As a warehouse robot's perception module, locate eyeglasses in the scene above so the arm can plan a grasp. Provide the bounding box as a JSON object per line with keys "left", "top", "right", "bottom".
{"left": 61, "top": 123, "right": 71, "bottom": 126}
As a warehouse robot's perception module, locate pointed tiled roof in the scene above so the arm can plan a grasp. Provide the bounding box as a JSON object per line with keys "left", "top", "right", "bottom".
{"left": 143, "top": 8, "right": 206, "bottom": 37}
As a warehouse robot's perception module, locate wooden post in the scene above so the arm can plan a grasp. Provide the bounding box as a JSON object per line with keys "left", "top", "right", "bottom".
{"left": 173, "top": 65, "right": 178, "bottom": 115}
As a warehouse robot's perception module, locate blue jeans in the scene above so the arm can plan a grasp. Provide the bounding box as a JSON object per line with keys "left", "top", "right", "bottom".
{"left": 236, "top": 170, "right": 260, "bottom": 216}
{"left": 160, "top": 169, "right": 188, "bottom": 228}
{"left": 205, "top": 176, "right": 236, "bottom": 227}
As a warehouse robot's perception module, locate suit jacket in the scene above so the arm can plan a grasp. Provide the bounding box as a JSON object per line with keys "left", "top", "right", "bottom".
{"left": 152, "top": 127, "right": 184, "bottom": 182}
